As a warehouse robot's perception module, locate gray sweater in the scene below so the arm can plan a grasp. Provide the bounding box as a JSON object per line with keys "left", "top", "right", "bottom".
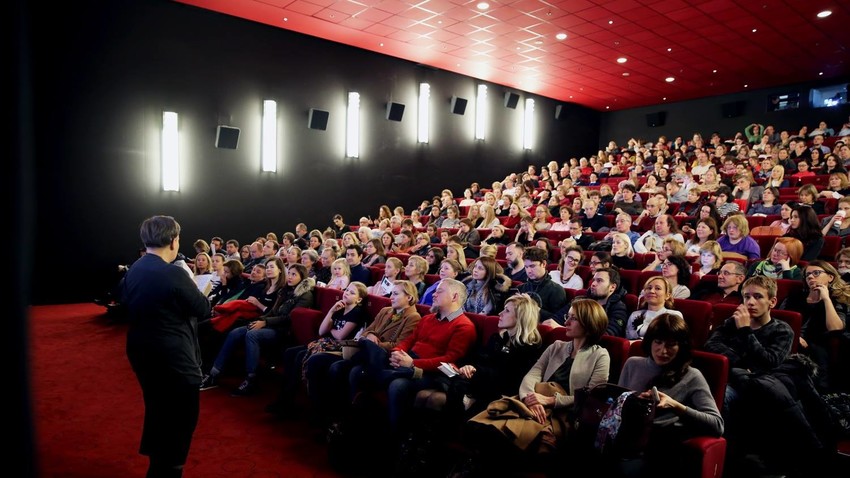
{"left": 618, "top": 356, "right": 724, "bottom": 437}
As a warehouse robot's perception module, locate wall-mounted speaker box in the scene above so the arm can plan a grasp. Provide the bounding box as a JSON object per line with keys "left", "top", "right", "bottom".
{"left": 721, "top": 101, "right": 746, "bottom": 118}
{"left": 451, "top": 96, "right": 467, "bottom": 115}
{"left": 555, "top": 104, "right": 566, "bottom": 120}
{"left": 308, "top": 109, "right": 329, "bottom": 130}
{"left": 386, "top": 102, "right": 405, "bottom": 121}
{"left": 504, "top": 92, "right": 520, "bottom": 109}
{"left": 646, "top": 111, "right": 666, "bottom": 127}
{"left": 215, "top": 125, "right": 240, "bottom": 149}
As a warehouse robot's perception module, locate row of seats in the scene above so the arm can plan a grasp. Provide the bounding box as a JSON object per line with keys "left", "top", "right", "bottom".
{"left": 287, "top": 286, "right": 730, "bottom": 478}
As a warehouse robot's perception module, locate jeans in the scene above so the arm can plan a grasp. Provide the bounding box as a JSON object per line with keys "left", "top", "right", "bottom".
{"left": 212, "top": 325, "right": 279, "bottom": 376}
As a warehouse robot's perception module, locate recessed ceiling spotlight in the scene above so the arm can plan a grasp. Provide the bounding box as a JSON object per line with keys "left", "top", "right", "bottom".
{"left": 608, "top": 20, "right": 614, "bottom": 25}
{"left": 665, "top": 77, "right": 675, "bottom": 82}
{"left": 556, "top": 32, "right": 567, "bottom": 40}
{"left": 622, "top": 72, "right": 630, "bottom": 76}
{"left": 606, "top": 106, "right": 610, "bottom": 109}
{"left": 819, "top": 72, "right": 824, "bottom": 76}
{"left": 667, "top": 48, "right": 672, "bottom": 52}
{"left": 283, "top": 17, "right": 288, "bottom": 22}
{"left": 712, "top": 69, "right": 717, "bottom": 73}
{"left": 663, "top": 97, "right": 667, "bottom": 100}
{"left": 617, "top": 57, "right": 627, "bottom": 64}
{"left": 569, "top": 95, "right": 573, "bottom": 98}
{"left": 817, "top": 10, "right": 832, "bottom": 18}
{"left": 477, "top": 2, "right": 489, "bottom": 10}
{"left": 744, "top": 84, "right": 748, "bottom": 88}
{"left": 752, "top": 28, "right": 757, "bottom": 33}
{"left": 379, "top": 42, "right": 384, "bottom": 47}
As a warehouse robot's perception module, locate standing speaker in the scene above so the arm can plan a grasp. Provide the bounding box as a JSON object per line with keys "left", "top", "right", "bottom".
{"left": 504, "top": 92, "right": 520, "bottom": 109}
{"left": 721, "top": 101, "right": 746, "bottom": 118}
{"left": 646, "top": 112, "right": 666, "bottom": 127}
{"left": 451, "top": 96, "right": 467, "bottom": 115}
{"left": 308, "top": 109, "right": 329, "bottom": 130}
{"left": 215, "top": 125, "right": 240, "bottom": 149}
{"left": 386, "top": 102, "right": 405, "bottom": 122}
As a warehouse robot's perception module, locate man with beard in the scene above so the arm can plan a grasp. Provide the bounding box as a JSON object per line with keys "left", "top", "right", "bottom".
{"left": 504, "top": 242, "right": 528, "bottom": 283}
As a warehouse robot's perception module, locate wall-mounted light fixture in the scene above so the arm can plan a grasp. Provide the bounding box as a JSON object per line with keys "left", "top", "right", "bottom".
{"left": 523, "top": 98, "right": 535, "bottom": 150}
{"left": 346, "top": 92, "right": 360, "bottom": 158}
{"left": 161, "top": 111, "right": 179, "bottom": 191}
{"left": 418, "top": 83, "right": 430, "bottom": 143}
{"left": 262, "top": 100, "right": 277, "bottom": 172}
{"left": 475, "top": 84, "right": 488, "bottom": 140}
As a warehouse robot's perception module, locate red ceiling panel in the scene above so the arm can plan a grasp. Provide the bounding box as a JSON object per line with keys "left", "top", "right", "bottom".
{"left": 176, "top": 0, "right": 850, "bottom": 110}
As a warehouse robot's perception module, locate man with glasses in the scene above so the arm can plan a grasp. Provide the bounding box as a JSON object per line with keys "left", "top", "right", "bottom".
{"left": 632, "top": 195, "right": 666, "bottom": 232}
{"left": 517, "top": 247, "right": 567, "bottom": 327}
{"left": 691, "top": 261, "right": 746, "bottom": 305}
{"left": 566, "top": 218, "right": 593, "bottom": 250}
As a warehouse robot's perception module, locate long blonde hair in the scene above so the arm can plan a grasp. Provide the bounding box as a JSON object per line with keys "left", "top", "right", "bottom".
{"left": 503, "top": 294, "right": 543, "bottom": 346}
{"left": 479, "top": 203, "right": 498, "bottom": 228}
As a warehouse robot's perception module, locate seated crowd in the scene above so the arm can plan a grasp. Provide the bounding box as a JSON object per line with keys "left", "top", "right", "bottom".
{"left": 139, "top": 121, "right": 850, "bottom": 478}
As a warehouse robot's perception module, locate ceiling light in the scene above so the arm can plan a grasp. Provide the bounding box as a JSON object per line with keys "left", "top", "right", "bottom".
{"left": 617, "top": 57, "right": 627, "bottom": 64}
{"left": 606, "top": 106, "right": 610, "bottom": 109}
{"left": 744, "top": 84, "right": 748, "bottom": 88}
{"left": 663, "top": 97, "right": 667, "bottom": 100}
{"left": 622, "top": 72, "right": 630, "bottom": 77}
{"left": 752, "top": 28, "right": 757, "bottom": 33}
{"left": 556, "top": 32, "right": 567, "bottom": 40}
{"left": 283, "top": 17, "right": 288, "bottom": 22}
{"left": 819, "top": 72, "right": 824, "bottom": 76}
{"left": 608, "top": 20, "right": 614, "bottom": 25}
{"left": 665, "top": 77, "right": 675, "bottom": 82}
{"left": 712, "top": 69, "right": 717, "bottom": 73}
{"left": 817, "top": 10, "right": 832, "bottom": 18}
{"left": 667, "top": 48, "right": 672, "bottom": 52}
{"left": 477, "top": 2, "right": 489, "bottom": 10}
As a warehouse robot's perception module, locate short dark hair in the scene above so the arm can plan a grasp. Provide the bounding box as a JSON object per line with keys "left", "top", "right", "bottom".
{"left": 140, "top": 215, "right": 180, "bottom": 248}
{"left": 621, "top": 183, "right": 637, "bottom": 193}
{"left": 596, "top": 267, "right": 621, "bottom": 289}
{"left": 523, "top": 246, "right": 548, "bottom": 264}
{"left": 345, "top": 244, "right": 363, "bottom": 257}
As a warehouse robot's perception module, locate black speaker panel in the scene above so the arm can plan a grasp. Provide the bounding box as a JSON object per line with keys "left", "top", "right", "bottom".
{"left": 386, "top": 102, "right": 405, "bottom": 121}
{"left": 308, "top": 109, "right": 329, "bottom": 130}
{"left": 555, "top": 104, "right": 566, "bottom": 120}
{"left": 646, "top": 112, "right": 666, "bottom": 127}
{"left": 215, "top": 125, "right": 240, "bottom": 149}
{"left": 451, "top": 96, "right": 467, "bottom": 115}
{"left": 721, "top": 101, "right": 746, "bottom": 118}
{"left": 504, "top": 92, "right": 520, "bottom": 109}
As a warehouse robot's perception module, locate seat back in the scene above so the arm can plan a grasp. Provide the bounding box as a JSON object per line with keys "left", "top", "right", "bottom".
{"left": 365, "top": 294, "right": 391, "bottom": 319}
{"left": 465, "top": 312, "right": 500, "bottom": 346}
{"left": 314, "top": 286, "right": 343, "bottom": 314}
{"left": 673, "top": 298, "right": 715, "bottom": 349}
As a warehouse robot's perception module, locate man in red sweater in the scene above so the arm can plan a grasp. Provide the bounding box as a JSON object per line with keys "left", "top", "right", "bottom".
{"left": 349, "top": 277, "right": 476, "bottom": 433}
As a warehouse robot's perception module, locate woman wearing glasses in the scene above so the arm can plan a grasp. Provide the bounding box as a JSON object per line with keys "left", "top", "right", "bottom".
{"left": 746, "top": 237, "right": 804, "bottom": 280}
{"left": 550, "top": 245, "right": 584, "bottom": 289}
{"left": 661, "top": 255, "right": 692, "bottom": 299}
{"left": 780, "top": 261, "right": 850, "bottom": 392}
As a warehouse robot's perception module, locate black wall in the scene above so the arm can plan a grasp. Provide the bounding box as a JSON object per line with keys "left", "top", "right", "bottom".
{"left": 600, "top": 81, "right": 849, "bottom": 145}
{"left": 30, "top": 0, "right": 599, "bottom": 304}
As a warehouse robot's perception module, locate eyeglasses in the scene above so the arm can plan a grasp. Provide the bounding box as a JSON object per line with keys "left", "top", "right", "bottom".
{"left": 805, "top": 270, "right": 829, "bottom": 279}
{"left": 566, "top": 256, "right": 582, "bottom": 263}
{"left": 718, "top": 270, "right": 743, "bottom": 277}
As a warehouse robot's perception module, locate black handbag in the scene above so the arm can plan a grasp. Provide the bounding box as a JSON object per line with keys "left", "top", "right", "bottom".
{"left": 572, "top": 383, "right": 657, "bottom": 458}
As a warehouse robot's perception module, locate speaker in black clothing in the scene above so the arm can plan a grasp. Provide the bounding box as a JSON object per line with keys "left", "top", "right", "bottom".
{"left": 646, "top": 112, "right": 666, "bottom": 127}
{"left": 504, "top": 92, "right": 520, "bottom": 109}
{"left": 215, "top": 125, "right": 240, "bottom": 149}
{"left": 308, "top": 109, "right": 329, "bottom": 130}
{"left": 451, "top": 96, "right": 467, "bottom": 115}
{"left": 386, "top": 102, "right": 405, "bottom": 121}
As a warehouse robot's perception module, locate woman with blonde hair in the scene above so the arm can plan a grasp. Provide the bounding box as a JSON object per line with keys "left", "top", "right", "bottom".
{"left": 747, "top": 237, "right": 804, "bottom": 280}
{"left": 466, "top": 203, "right": 483, "bottom": 228}
{"left": 627, "top": 276, "right": 683, "bottom": 340}
{"left": 369, "top": 257, "right": 404, "bottom": 297}
{"left": 478, "top": 203, "right": 500, "bottom": 229}
{"left": 643, "top": 238, "right": 687, "bottom": 273}
{"left": 193, "top": 252, "right": 213, "bottom": 276}
{"left": 695, "top": 241, "right": 723, "bottom": 278}
{"left": 610, "top": 232, "right": 638, "bottom": 270}
{"left": 531, "top": 205, "right": 553, "bottom": 231}
{"left": 479, "top": 244, "right": 498, "bottom": 259}
{"left": 514, "top": 216, "right": 538, "bottom": 247}
{"left": 445, "top": 243, "right": 468, "bottom": 274}
{"left": 765, "top": 165, "right": 789, "bottom": 189}
{"left": 341, "top": 231, "right": 361, "bottom": 248}
{"left": 818, "top": 172, "right": 850, "bottom": 200}
{"left": 718, "top": 214, "right": 761, "bottom": 260}
{"left": 404, "top": 255, "right": 430, "bottom": 299}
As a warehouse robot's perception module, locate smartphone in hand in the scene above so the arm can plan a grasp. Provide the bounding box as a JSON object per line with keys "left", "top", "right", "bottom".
{"left": 651, "top": 386, "right": 660, "bottom": 403}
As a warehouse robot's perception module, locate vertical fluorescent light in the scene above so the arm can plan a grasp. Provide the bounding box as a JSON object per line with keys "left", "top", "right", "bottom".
{"left": 347, "top": 92, "right": 360, "bottom": 158}
{"left": 161, "top": 111, "right": 179, "bottom": 191}
{"left": 262, "top": 100, "right": 277, "bottom": 172}
{"left": 475, "top": 84, "right": 488, "bottom": 140}
{"left": 523, "top": 98, "right": 535, "bottom": 150}
{"left": 418, "top": 83, "right": 430, "bottom": 143}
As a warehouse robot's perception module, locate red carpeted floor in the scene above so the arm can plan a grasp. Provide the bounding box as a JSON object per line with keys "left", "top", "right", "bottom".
{"left": 30, "top": 303, "right": 343, "bottom": 478}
